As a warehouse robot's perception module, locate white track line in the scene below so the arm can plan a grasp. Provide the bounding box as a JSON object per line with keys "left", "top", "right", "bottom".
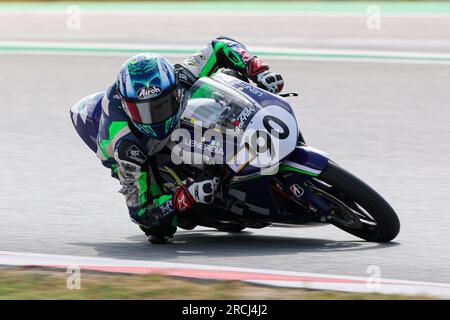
{"left": 1, "top": 250, "right": 450, "bottom": 298}
{"left": 2, "top": 41, "right": 450, "bottom": 58}
{"left": 1, "top": 41, "right": 450, "bottom": 65}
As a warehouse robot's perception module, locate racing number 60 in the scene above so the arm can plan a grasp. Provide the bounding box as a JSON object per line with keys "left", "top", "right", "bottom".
{"left": 243, "top": 104, "right": 298, "bottom": 168}
{"left": 262, "top": 115, "right": 290, "bottom": 139}
{"left": 249, "top": 115, "right": 289, "bottom": 162}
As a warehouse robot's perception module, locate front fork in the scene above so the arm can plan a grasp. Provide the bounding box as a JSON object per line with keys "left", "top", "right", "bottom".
{"left": 274, "top": 172, "right": 332, "bottom": 222}
{"left": 276, "top": 144, "right": 334, "bottom": 221}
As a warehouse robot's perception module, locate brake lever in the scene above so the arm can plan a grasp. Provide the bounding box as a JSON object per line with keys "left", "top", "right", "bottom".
{"left": 279, "top": 92, "right": 299, "bottom": 98}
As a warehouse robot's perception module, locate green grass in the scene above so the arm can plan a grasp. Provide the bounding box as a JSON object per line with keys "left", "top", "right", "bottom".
{"left": 0, "top": 268, "right": 438, "bottom": 300}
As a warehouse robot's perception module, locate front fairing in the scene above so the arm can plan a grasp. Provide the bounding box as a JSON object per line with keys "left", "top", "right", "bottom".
{"left": 177, "top": 75, "right": 298, "bottom": 176}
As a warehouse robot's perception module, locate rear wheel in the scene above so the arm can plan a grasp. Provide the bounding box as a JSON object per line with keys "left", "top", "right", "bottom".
{"left": 308, "top": 162, "right": 400, "bottom": 242}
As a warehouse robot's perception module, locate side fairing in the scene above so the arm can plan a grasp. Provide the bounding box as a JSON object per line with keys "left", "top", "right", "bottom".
{"left": 281, "top": 146, "right": 330, "bottom": 176}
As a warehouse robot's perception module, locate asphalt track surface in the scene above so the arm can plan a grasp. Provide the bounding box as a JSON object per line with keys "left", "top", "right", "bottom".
{"left": 1, "top": 9, "right": 450, "bottom": 284}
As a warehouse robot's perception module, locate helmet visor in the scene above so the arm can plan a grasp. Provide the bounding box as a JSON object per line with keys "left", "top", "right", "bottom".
{"left": 123, "top": 91, "right": 179, "bottom": 125}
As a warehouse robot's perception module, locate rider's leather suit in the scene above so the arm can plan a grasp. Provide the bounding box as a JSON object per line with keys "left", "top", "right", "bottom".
{"left": 83, "top": 37, "right": 276, "bottom": 238}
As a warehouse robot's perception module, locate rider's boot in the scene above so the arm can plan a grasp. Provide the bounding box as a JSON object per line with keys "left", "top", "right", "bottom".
{"left": 140, "top": 226, "right": 172, "bottom": 244}
{"left": 148, "top": 234, "right": 170, "bottom": 245}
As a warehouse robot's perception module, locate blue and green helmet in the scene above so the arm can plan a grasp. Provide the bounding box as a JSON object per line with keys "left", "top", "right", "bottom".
{"left": 117, "top": 53, "right": 180, "bottom": 139}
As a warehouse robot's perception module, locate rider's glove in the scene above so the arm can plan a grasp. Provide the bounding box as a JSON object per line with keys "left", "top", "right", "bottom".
{"left": 173, "top": 177, "right": 220, "bottom": 212}
{"left": 189, "top": 177, "right": 220, "bottom": 204}
{"left": 255, "top": 70, "right": 284, "bottom": 94}
{"left": 247, "top": 56, "right": 270, "bottom": 79}
{"left": 247, "top": 56, "right": 284, "bottom": 94}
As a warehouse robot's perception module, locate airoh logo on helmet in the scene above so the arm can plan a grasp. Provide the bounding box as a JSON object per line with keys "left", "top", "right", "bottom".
{"left": 137, "top": 85, "right": 162, "bottom": 100}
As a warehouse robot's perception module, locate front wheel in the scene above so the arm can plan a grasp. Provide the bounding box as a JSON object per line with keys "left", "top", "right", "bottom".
{"left": 310, "top": 162, "right": 400, "bottom": 242}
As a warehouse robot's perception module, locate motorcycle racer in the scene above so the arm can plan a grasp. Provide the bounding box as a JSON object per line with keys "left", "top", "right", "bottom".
{"left": 70, "top": 37, "right": 284, "bottom": 244}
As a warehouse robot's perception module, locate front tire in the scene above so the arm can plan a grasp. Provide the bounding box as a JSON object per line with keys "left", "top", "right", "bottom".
{"left": 314, "top": 162, "right": 400, "bottom": 242}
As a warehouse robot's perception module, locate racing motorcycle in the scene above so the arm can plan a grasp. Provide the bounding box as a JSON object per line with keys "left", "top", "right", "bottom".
{"left": 157, "top": 72, "right": 400, "bottom": 242}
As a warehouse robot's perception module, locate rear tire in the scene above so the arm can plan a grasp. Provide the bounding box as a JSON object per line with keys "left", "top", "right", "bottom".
{"left": 317, "top": 162, "right": 400, "bottom": 242}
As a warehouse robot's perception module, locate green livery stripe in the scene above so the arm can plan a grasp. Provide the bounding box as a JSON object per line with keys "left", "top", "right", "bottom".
{"left": 137, "top": 194, "right": 172, "bottom": 217}
{"left": 231, "top": 164, "right": 320, "bottom": 185}
{"left": 154, "top": 195, "right": 172, "bottom": 206}
{"left": 139, "top": 171, "right": 148, "bottom": 205}
{"left": 99, "top": 141, "right": 110, "bottom": 159}
{"left": 190, "top": 85, "right": 215, "bottom": 99}
{"left": 99, "top": 121, "right": 128, "bottom": 159}
{"left": 221, "top": 44, "right": 246, "bottom": 69}
{"left": 137, "top": 208, "right": 146, "bottom": 217}
{"left": 164, "top": 116, "right": 173, "bottom": 135}
{"left": 171, "top": 216, "right": 178, "bottom": 228}
{"left": 199, "top": 42, "right": 246, "bottom": 77}
{"left": 199, "top": 45, "right": 218, "bottom": 78}
{"left": 230, "top": 174, "right": 265, "bottom": 186}
{"left": 139, "top": 124, "right": 157, "bottom": 137}
{"left": 279, "top": 165, "right": 319, "bottom": 177}
{"left": 150, "top": 183, "right": 162, "bottom": 197}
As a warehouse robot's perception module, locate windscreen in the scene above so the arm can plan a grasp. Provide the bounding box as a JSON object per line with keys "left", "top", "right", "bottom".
{"left": 181, "top": 77, "right": 257, "bottom": 133}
